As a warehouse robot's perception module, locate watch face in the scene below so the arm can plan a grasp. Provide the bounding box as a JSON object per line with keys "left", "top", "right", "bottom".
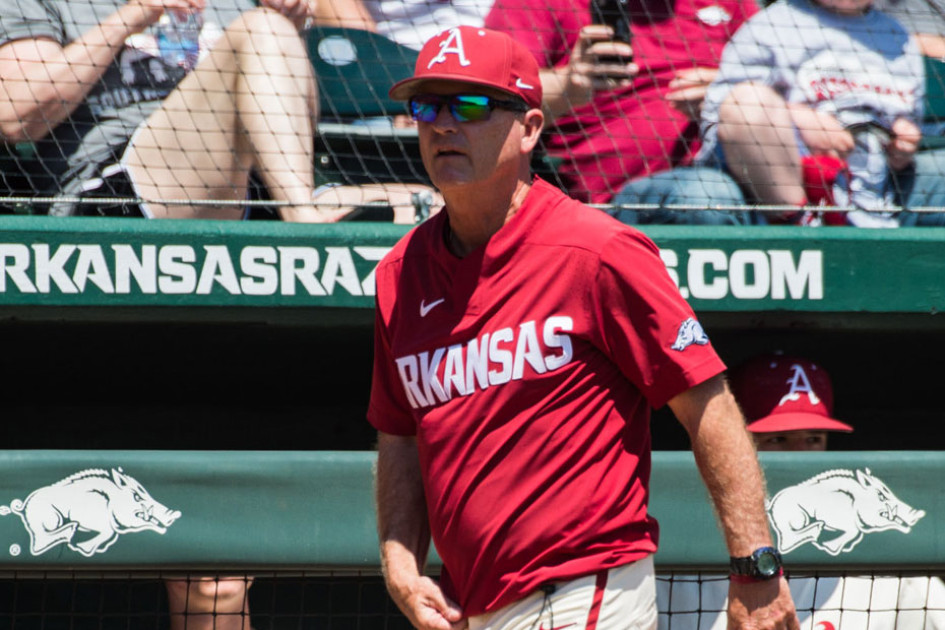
{"left": 756, "top": 550, "right": 780, "bottom": 576}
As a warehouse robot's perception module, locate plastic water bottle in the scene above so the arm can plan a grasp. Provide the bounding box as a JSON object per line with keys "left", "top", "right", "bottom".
{"left": 157, "top": 10, "right": 203, "bottom": 70}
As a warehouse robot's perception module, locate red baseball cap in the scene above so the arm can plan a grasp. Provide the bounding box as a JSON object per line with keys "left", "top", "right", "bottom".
{"left": 729, "top": 353, "right": 854, "bottom": 434}
{"left": 389, "top": 26, "right": 543, "bottom": 110}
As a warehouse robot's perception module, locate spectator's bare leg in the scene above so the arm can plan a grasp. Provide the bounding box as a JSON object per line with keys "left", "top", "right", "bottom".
{"left": 123, "top": 8, "right": 345, "bottom": 221}
{"left": 717, "top": 83, "right": 805, "bottom": 207}
{"left": 165, "top": 576, "right": 253, "bottom": 630}
{"left": 313, "top": 183, "right": 444, "bottom": 224}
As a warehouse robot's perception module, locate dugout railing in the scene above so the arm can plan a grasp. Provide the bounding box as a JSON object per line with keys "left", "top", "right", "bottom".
{"left": 0, "top": 449, "right": 940, "bottom": 573}
{"left": 0, "top": 450, "right": 941, "bottom": 628}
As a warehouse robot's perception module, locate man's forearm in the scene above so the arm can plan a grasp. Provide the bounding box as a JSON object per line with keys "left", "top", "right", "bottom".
{"left": 692, "top": 405, "right": 773, "bottom": 556}
{"left": 376, "top": 432, "right": 431, "bottom": 588}
{"left": 671, "top": 375, "right": 773, "bottom": 556}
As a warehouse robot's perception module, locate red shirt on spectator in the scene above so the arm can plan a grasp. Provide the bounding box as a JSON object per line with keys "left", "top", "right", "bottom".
{"left": 485, "top": 0, "right": 758, "bottom": 204}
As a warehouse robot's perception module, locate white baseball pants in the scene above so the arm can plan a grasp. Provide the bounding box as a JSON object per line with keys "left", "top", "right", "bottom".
{"left": 468, "top": 556, "right": 657, "bottom": 630}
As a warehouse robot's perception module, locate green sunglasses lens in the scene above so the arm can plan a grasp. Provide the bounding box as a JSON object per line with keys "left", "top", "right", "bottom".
{"left": 451, "top": 95, "right": 492, "bottom": 122}
{"left": 409, "top": 94, "right": 526, "bottom": 122}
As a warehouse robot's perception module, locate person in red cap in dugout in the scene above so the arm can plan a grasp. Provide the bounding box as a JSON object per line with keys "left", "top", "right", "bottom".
{"left": 367, "top": 25, "right": 798, "bottom": 630}
{"left": 729, "top": 353, "right": 854, "bottom": 452}
{"left": 657, "top": 353, "right": 945, "bottom": 629}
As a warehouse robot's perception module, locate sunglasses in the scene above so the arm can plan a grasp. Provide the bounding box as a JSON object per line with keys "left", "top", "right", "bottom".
{"left": 408, "top": 94, "right": 529, "bottom": 123}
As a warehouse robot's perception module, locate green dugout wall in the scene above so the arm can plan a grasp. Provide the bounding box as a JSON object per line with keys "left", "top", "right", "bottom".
{"left": 0, "top": 217, "right": 941, "bottom": 572}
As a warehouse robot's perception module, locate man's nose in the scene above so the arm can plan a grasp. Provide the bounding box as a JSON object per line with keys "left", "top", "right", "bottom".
{"left": 431, "top": 103, "right": 460, "bottom": 131}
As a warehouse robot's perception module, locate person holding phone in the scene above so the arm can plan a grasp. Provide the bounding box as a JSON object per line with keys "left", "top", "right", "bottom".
{"left": 485, "top": 0, "right": 758, "bottom": 225}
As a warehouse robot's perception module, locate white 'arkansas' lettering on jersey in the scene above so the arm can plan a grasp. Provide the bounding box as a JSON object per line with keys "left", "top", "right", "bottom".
{"left": 395, "top": 316, "right": 575, "bottom": 409}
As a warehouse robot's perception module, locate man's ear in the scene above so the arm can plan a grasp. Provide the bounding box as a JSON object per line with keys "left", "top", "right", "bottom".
{"left": 520, "top": 109, "right": 545, "bottom": 154}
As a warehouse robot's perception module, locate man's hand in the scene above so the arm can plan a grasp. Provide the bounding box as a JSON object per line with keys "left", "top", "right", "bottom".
{"left": 727, "top": 577, "right": 799, "bottom": 630}
{"left": 665, "top": 67, "right": 717, "bottom": 121}
{"left": 888, "top": 117, "right": 920, "bottom": 171}
{"left": 388, "top": 573, "right": 466, "bottom": 630}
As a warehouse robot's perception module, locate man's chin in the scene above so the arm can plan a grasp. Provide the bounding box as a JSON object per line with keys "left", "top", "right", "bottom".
{"left": 430, "top": 172, "right": 477, "bottom": 193}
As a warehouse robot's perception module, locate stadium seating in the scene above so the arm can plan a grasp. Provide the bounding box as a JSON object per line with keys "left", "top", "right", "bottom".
{"left": 922, "top": 56, "right": 945, "bottom": 149}
{"left": 306, "top": 26, "right": 428, "bottom": 186}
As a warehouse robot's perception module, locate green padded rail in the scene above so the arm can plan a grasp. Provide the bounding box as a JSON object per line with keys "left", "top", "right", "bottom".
{"left": 0, "top": 450, "right": 940, "bottom": 573}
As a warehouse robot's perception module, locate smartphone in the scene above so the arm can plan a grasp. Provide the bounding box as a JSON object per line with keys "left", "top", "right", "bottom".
{"left": 589, "top": 0, "right": 633, "bottom": 62}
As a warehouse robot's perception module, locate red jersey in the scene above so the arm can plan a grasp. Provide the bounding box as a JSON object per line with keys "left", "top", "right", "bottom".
{"left": 367, "top": 178, "right": 725, "bottom": 616}
{"left": 484, "top": 0, "right": 758, "bottom": 203}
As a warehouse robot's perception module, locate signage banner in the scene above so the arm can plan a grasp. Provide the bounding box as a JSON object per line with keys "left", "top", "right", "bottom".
{"left": 0, "top": 218, "right": 942, "bottom": 313}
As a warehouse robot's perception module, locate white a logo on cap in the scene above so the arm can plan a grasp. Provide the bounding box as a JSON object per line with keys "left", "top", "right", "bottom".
{"left": 778, "top": 363, "right": 821, "bottom": 407}
{"left": 428, "top": 28, "right": 471, "bottom": 68}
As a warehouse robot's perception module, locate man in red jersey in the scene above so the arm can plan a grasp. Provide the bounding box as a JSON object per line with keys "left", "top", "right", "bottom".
{"left": 367, "top": 25, "right": 798, "bottom": 630}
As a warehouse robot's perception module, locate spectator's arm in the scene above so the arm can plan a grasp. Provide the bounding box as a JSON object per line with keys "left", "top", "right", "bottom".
{"left": 0, "top": 0, "right": 194, "bottom": 142}
{"left": 916, "top": 33, "right": 945, "bottom": 58}
{"left": 539, "top": 24, "right": 636, "bottom": 121}
{"left": 786, "top": 104, "right": 854, "bottom": 160}
{"left": 311, "top": 0, "right": 376, "bottom": 31}
{"left": 666, "top": 66, "right": 719, "bottom": 122}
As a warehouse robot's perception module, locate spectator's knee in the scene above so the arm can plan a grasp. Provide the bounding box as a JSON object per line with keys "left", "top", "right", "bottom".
{"left": 227, "top": 8, "right": 304, "bottom": 52}
{"left": 719, "top": 82, "right": 785, "bottom": 129}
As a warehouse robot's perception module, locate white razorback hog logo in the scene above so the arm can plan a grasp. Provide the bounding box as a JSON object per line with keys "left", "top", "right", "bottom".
{"left": 696, "top": 5, "right": 732, "bottom": 26}
{"left": 0, "top": 468, "right": 181, "bottom": 557}
{"left": 671, "top": 317, "right": 709, "bottom": 351}
{"left": 767, "top": 468, "right": 925, "bottom": 556}
{"left": 428, "top": 28, "right": 472, "bottom": 68}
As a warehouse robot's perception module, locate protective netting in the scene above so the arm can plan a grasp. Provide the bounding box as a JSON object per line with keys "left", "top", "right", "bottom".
{"left": 0, "top": 573, "right": 411, "bottom": 630}
{"left": 659, "top": 571, "right": 945, "bottom": 629}
{"left": 3, "top": 0, "right": 945, "bottom": 223}
{"left": 2, "top": 572, "right": 944, "bottom": 629}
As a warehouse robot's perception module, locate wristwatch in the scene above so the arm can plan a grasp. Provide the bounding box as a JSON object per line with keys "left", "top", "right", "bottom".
{"left": 730, "top": 546, "right": 783, "bottom": 580}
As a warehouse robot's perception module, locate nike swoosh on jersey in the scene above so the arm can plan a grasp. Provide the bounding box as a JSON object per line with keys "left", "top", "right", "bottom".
{"left": 420, "top": 298, "right": 446, "bottom": 317}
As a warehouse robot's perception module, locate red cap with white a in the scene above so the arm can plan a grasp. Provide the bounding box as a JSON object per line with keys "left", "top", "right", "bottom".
{"left": 729, "top": 353, "right": 854, "bottom": 434}
{"left": 389, "top": 26, "right": 543, "bottom": 110}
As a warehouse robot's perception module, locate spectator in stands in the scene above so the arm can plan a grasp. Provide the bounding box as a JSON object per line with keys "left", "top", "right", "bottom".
{"left": 658, "top": 351, "right": 945, "bottom": 629}
{"left": 166, "top": 576, "right": 254, "bottom": 630}
{"left": 0, "top": 0, "right": 439, "bottom": 221}
{"left": 697, "top": 0, "right": 945, "bottom": 227}
{"left": 484, "top": 0, "right": 757, "bottom": 225}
